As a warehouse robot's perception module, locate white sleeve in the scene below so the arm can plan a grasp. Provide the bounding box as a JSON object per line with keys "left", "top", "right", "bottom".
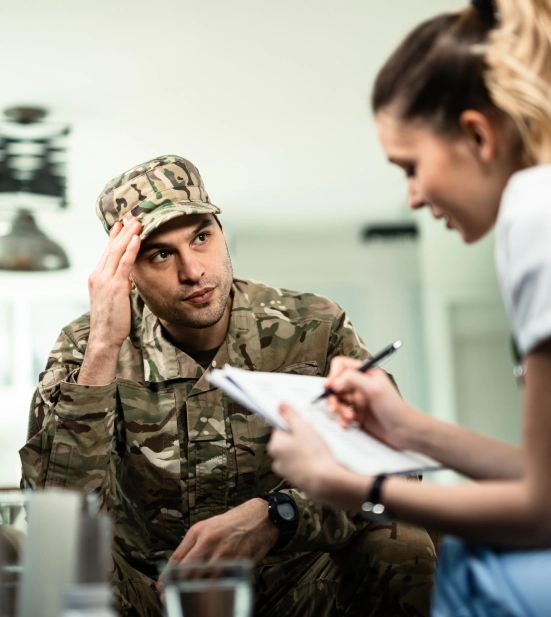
{"left": 496, "top": 166, "right": 551, "bottom": 356}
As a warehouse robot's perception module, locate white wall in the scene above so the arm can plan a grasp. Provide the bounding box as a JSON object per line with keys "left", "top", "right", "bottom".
{"left": 0, "top": 0, "right": 463, "bottom": 228}
{"left": 419, "top": 211, "right": 521, "bottom": 484}
{"left": 231, "top": 226, "right": 428, "bottom": 410}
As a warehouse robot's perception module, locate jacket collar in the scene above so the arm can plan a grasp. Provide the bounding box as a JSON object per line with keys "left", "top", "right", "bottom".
{"left": 139, "top": 280, "right": 262, "bottom": 384}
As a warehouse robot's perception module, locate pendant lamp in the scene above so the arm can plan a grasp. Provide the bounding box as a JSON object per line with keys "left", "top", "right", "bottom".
{"left": 0, "top": 209, "right": 69, "bottom": 271}
{"left": 0, "top": 106, "right": 70, "bottom": 271}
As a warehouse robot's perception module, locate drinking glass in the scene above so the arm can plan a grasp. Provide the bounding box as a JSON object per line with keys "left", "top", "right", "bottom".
{"left": 161, "top": 560, "right": 253, "bottom": 617}
{"left": 0, "top": 490, "right": 28, "bottom": 617}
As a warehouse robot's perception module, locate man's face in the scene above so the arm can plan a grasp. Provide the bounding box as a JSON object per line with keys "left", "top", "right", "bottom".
{"left": 132, "top": 214, "right": 233, "bottom": 330}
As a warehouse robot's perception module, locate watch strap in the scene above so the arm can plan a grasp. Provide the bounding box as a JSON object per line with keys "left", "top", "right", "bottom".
{"left": 361, "top": 474, "right": 390, "bottom": 522}
{"left": 369, "top": 474, "right": 386, "bottom": 504}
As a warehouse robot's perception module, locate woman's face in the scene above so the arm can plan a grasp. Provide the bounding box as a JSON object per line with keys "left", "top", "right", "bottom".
{"left": 376, "top": 109, "right": 512, "bottom": 243}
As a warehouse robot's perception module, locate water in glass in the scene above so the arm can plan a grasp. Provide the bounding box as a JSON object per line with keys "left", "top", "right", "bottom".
{"left": 162, "top": 560, "right": 253, "bottom": 617}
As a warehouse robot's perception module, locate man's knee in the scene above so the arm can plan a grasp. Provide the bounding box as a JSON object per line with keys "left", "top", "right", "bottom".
{"left": 111, "top": 552, "right": 162, "bottom": 617}
{"left": 333, "top": 521, "right": 436, "bottom": 617}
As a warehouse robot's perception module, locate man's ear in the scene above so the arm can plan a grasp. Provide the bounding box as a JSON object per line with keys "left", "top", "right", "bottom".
{"left": 459, "top": 109, "right": 498, "bottom": 164}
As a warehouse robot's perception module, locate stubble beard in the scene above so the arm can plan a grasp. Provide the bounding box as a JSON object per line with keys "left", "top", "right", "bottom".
{"left": 137, "top": 253, "right": 234, "bottom": 330}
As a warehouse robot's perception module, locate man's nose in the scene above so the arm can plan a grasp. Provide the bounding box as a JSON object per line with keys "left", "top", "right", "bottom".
{"left": 178, "top": 254, "right": 204, "bottom": 284}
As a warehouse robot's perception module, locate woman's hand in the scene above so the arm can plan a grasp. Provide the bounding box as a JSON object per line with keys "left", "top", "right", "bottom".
{"left": 325, "top": 357, "right": 426, "bottom": 451}
{"left": 268, "top": 404, "right": 372, "bottom": 512}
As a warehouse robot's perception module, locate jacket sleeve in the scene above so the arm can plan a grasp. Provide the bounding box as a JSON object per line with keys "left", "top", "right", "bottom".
{"left": 278, "top": 308, "right": 374, "bottom": 552}
{"left": 19, "top": 320, "right": 122, "bottom": 510}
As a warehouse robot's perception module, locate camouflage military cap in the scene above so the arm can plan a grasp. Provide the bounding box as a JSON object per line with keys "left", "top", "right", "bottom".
{"left": 95, "top": 155, "right": 221, "bottom": 239}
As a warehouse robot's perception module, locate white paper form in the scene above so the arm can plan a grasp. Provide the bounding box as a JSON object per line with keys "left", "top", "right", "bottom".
{"left": 207, "top": 366, "right": 441, "bottom": 476}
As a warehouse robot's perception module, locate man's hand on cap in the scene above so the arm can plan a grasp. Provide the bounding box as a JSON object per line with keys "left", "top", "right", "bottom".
{"left": 77, "top": 218, "right": 142, "bottom": 386}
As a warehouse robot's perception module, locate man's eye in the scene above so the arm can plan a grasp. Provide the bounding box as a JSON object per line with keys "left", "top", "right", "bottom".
{"left": 195, "top": 232, "right": 209, "bottom": 244}
{"left": 405, "top": 165, "right": 416, "bottom": 178}
{"left": 151, "top": 250, "right": 170, "bottom": 263}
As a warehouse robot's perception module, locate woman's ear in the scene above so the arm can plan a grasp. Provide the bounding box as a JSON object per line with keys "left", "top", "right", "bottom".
{"left": 459, "top": 109, "right": 498, "bottom": 164}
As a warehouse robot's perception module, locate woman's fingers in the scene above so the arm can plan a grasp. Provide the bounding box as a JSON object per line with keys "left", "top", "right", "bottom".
{"left": 269, "top": 404, "right": 311, "bottom": 455}
{"left": 326, "top": 368, "right": 393, "bottom": 430}
{"left": 331, "top": 367, "right": 386, "bottom": 397}
{"left": 267, "top": 429, "right": 286, "bottom": 464}
{"left": 326, "top": 356, "right": 363, "bottom": 382}
{"left": 279, "top": 403, "right": 304, "bottom": 428}
{"left": 327, "top": 395, "right": 355, "bottom": 425}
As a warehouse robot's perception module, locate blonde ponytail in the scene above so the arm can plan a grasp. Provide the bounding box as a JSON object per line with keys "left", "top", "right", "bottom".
{"left": 485, "top": 0, "right": 551, "bottom": 164}
{"left": 371, "top": 0, "right": 551, "bottom": 165}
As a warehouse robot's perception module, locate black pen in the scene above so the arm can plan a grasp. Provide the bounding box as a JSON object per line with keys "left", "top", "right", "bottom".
{"left": 313, "top": 340, "right": 403, "bottom": 403}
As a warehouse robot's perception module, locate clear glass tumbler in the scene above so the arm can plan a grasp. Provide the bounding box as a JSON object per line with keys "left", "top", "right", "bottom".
{"left": 161, "top": 560, "right": 253, "bottom": 617}
{"left": 0, "top": 490, "right": 28, "bottom": 617}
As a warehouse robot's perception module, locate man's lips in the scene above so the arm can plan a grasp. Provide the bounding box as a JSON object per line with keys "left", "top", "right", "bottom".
{"left": 183, "top": 288, "right": 215, "bottom": 304}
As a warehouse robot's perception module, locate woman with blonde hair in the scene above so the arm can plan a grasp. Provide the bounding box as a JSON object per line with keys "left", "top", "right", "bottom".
{"left": 268, "top": 0, "right": 551, "bottom": 614}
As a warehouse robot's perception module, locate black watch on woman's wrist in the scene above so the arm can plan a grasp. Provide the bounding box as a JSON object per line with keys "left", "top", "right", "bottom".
{"left": 260, "top": 492, "right": 299, "bottom": 550}
{"left": 361, "top": 475, "right": 391, "bottom": 523}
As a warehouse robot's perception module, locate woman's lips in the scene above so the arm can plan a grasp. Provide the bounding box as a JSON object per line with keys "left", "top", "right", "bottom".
{"left": 184, "top": 288, "right": 215, "bottom": 304}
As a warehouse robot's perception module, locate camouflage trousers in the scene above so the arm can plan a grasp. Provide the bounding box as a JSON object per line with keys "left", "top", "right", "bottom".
{"left": 111, "top": 521, "right": 435, "bottom": 617}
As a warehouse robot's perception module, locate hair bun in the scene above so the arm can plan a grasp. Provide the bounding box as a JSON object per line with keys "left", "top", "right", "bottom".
{"left": 471, "top": 0, "right": 496, "bottom": 19}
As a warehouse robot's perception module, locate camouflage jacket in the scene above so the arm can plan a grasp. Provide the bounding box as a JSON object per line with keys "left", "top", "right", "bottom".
{"left": 20, "top": 279, "right": 370, "bottom": 577}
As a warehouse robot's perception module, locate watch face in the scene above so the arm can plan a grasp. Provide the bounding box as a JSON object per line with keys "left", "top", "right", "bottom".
{"left": 277, "top": 502, "right": 296, "bottom": 521}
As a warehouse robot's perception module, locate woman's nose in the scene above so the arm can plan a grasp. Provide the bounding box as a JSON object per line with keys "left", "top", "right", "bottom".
{"left": 407, "top": 181, "right": 426, "bottom": 210}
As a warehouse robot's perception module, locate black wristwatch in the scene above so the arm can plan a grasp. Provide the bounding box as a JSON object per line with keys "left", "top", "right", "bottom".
{"left": 260, "top": 492, "right": 299, "bottom": 550}
{"left": 361, "top": 475, "right": 391, "bottom": 523}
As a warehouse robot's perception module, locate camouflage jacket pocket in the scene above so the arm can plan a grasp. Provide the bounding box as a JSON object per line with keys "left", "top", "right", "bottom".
{"left": 185, "top": 388, "right": 229, "bottom": 522}
{"left": 186, "top": 388, "right": 227, "bottom": 442}
{"left": 276, "top": 361, "right": 321, "bottom": 376}
{"left": 116, "top": 381, "right": 183, "bottom": 551}
{"left": 227, "top": 397, "right": 273, "bottom": 505}
{"left": 228, "top": 362, "right": 320, "bottom": 505}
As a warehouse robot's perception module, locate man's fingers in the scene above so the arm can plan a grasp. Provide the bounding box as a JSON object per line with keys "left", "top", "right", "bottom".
{"left": 167, "top": 532, "right": 197, "bottom": 567}
{"left": 158, "top": 529, "right": 204, "bottom": 590}
{"left": 178, "top": 544, "right": 213, "bottom": 565}
{"left": 94, "top": 222, "right": 123, "bottom": 271}
{"left": 100, "top": 219, "right": 142, "bottom": 277}
{"left": 110, "top": 221, "right": 123, "bottom": 238}
{"left": 116, "top": 234, "right": 141, "bottom": 279}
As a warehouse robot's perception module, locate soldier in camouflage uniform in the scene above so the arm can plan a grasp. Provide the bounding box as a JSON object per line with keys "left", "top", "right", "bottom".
{"left": 20, "top": 155, "right": 435, "bottom": 617}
